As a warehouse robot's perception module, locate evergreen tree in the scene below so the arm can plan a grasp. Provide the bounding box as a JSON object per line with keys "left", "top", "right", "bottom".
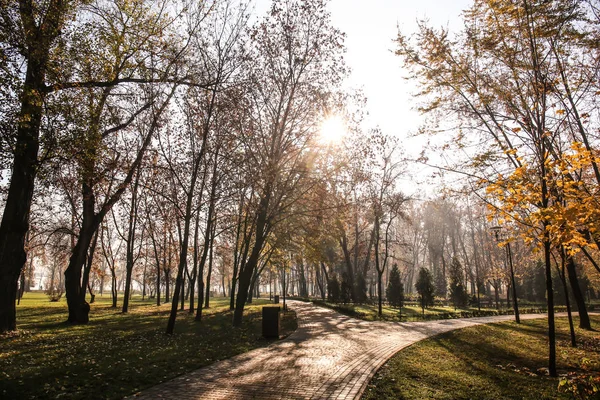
{"left": 448, "top": 257, "right": 468, "bottom": 309}
{"left": 327, "top": 275, "right": 341, "bottom": 303}
{"left": 415, "top": 267, "right": 435, "bottom": 314}
{"left": 386, "top": 264, "right": 404, "bottom": 308}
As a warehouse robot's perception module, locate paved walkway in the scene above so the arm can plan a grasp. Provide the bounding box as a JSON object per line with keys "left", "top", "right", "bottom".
{"left": 132, "top": 301, "right": 556, "bottom": 400}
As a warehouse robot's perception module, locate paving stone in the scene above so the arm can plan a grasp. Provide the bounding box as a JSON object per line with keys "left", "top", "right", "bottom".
{"left": 131, "top": 301, "right": 559, "bottom": 400}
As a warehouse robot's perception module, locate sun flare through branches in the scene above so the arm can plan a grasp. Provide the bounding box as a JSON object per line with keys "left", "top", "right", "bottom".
{"left": 319, "top": 114, "right": 346, "bottom": 144}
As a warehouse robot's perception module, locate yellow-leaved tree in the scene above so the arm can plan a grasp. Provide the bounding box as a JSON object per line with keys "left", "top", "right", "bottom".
{"left": 396, "top": 0, "right": 600, "bottom": 376}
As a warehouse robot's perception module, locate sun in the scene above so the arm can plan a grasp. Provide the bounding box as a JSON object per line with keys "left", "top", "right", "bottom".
{"left": 319, "top": 115, "right": 346, "bottom": 144}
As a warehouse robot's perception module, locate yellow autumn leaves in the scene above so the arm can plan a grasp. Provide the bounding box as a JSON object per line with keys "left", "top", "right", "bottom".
{"left": 486, "top": 142, "right": 600, "bottom": 255}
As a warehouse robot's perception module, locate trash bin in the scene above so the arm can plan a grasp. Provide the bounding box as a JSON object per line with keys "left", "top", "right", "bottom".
{"left": 274, "top": 295, "right": 280, "bottom": 304}
{"left": 262, "top": 306, "right": 281, "bottom": 338}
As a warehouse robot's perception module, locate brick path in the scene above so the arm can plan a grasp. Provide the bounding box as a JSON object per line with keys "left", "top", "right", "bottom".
{"left": 132, "top": 300, "right": 556, "bottom": 400}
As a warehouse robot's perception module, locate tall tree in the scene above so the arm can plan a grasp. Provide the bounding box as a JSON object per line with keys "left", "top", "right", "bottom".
{"left": 164, "top": 0, "right": 248, "bottom": 333}
{"left": 231, "top": 0, "right": 346, "bottom": 326}
{"left": 370, "top": 135, "right": 407, "bottom": 316}
{"left": 0, "top": 0, "right": 73, "bottom": 333}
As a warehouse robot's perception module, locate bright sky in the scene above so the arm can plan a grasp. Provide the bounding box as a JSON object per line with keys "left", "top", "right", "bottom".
{"left": 326, "top": 0, "right": 472, "bottom": 194}
{"left": 328, "top": 0, "right": 470, "bottom": 135}
{"left": 253, "top": 0, "right": 473, "bottom": 194}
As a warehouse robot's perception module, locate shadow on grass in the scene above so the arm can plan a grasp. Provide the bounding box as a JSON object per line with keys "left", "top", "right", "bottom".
{"left": 3, "top": 294, "right": 298, "bottom": 400}
{"left": 364, "top": 317, "right": 600, "bottom": 400}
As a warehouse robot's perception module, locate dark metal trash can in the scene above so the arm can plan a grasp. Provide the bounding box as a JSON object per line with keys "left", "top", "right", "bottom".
{"left": 262, "top": 306, "right": 281, "bottom": 338}
{"left": 274, "top": 295, "right": 280, "bottom": 304}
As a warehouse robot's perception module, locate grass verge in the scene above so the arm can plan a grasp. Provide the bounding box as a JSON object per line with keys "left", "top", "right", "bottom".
{"left": 362, "top": 316, "right": 600, "bottom": 400}
{"left": 1, "top": 292, "right": 297, "bottom": 400}
{"left": 312, "top": 300, "right": 562, "bottom": 322}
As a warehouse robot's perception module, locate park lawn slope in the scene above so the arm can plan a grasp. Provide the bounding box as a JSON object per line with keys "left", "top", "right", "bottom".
{"left": 1, "top": 292, "right": 296, "bottom": 400}
{"left": 362, "top": 315, "right": 600, "bottom": 400}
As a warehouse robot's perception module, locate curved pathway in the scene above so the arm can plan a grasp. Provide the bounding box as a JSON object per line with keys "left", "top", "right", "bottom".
{"left": 132, "top": 301, "right": 558, "bottom": 400}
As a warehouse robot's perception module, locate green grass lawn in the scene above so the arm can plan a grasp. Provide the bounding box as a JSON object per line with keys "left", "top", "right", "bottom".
{"left": 362, "top": 316, "right": 600, "bottom": 400}
{"left": 1, "top": 292, "right": 296, "bottom": 400}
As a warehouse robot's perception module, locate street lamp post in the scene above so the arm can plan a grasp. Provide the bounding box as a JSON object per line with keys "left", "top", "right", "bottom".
{"left": 491, "top": 226, "right": 520, "bottom": 324}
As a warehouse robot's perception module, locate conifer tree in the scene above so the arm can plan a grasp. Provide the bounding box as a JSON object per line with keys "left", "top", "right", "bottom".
{"left": 386, "top": 263, "right": 404, "bottom": 309}
{"left": 448, "top": 257, "right": 468, "bottom": 309}
{"left": 415, "top": 267, "right": 435, "bottom": 315}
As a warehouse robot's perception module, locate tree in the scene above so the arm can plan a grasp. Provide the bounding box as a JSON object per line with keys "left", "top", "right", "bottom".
{"left": 448, "top": 257, "right": 468, "bottom": 309}
{"left": 415, "top": 267, "right": 435, "bottom": 315}
{"left": 386, "top": 263, "right": 404, "bottom": 309}
{"left": 327, "top": 275, "right": 341, "bottom": 303}
{"left": 0, "top": 0, "right": 206, "bottom": 332}
{"left": 100, "top": 220, "right": 123, "bottom": 309}
{"left": 0, "top": 0, "right": 73, "bottom": 333}
{"left": 121, "top": 163, "right": 144, "bottom": 313}
{"left": 161, "top": 0, "right": 249, "bottom": 333}
{"left": 340, "top": 273, "right": 352, "bottom": 304}
{"left": 369, "top": 133, "right": 408, "bottom": 316}
{"left": 395, "top": 0, "right": 599, "bottom": 376}
{"left": 230, "top": 0, "right": 346, "bottom": 327}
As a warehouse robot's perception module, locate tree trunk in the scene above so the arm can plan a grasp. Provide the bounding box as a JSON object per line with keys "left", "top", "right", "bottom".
{"left": 204, "top": 223, "right": 216, "bottom": 308}
{"left": 122, "top": 247, "right": 134, "bottom": 309}
{"left": 65, "top": 184, "right": 98, "bottom": 324}
{"left": 229, "top": 273, "right": 238, "bottom": 311}
{"left": 17, "top": 271, "right": 25, "bottom": 305}
{"left": 81, "top": 230, "right": 98, "bottom": 304}
{"left": 544, "top": 229, "right": 557, "bottom": 377}
{"left": 188, "top": 210, "right": 201, "bottom": 314}
{"left": 377, "top": 271, "right": 383, "bottom": 316}
{"left": 166, "top": 193, "right": 194, "bottom": 333}
{"left": 149, "top": 221, "right": 161, "bottom": 306}
{"left": 230, "top": 209, "right": 249, "bottom": 311}
{"left": 111, "top": 268, "right": 118, "bottom": 308}
{"left": 142, "top": 260, "right": 147, "bottom": 300}
{"left": 233, "top": 192, "right": 269, "bottom": 327}
{"left": 282, "top": 267, "right": 287, "bottom": 310}
{"left": 87, "top": 283, "right": 95, "bottom": 304}
{"left": 196, "top": 174, "right": 219, "bottom": 321}
{"left": 166, "top": 139, "right": 207, "bottom": 333}
{"left": 179, "top": 267, "right": 186, "bottom": 311}
{"left": 339, "top": 233, "right": 355, "bottom": 301}
{"left": 316, "top": 263, "right": 325, "bottom": 300}
{"left": 122, "top": 167, "right": 142, "bottom": 313}
{"left": 164, "top": 269, "right": 170, "bottom": 303}
{"left": 0, "top": 1, "right": 67, "bottom": 333}
{"left": 196, "top": 280, "right": 205, "bottom": 320}
{"left": 188, "top": 162, "right": 210, "bottom": 314}
{"left": 493, "top": 281, "right": 499, "bottom": 309}
{"left": 558, "top": 251, "right": 576, "bottom": 347}
{"left": 565, "top": 255, "right": 591, "bottom": 330}
{"left": 247, "top": 269, "right": 257, "bottom": 304}
{"left": 156, "top": 265, "right": 161, "bottom": 306}
{"left": 100, "top": 272, "right": 104, "bottom": 297}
